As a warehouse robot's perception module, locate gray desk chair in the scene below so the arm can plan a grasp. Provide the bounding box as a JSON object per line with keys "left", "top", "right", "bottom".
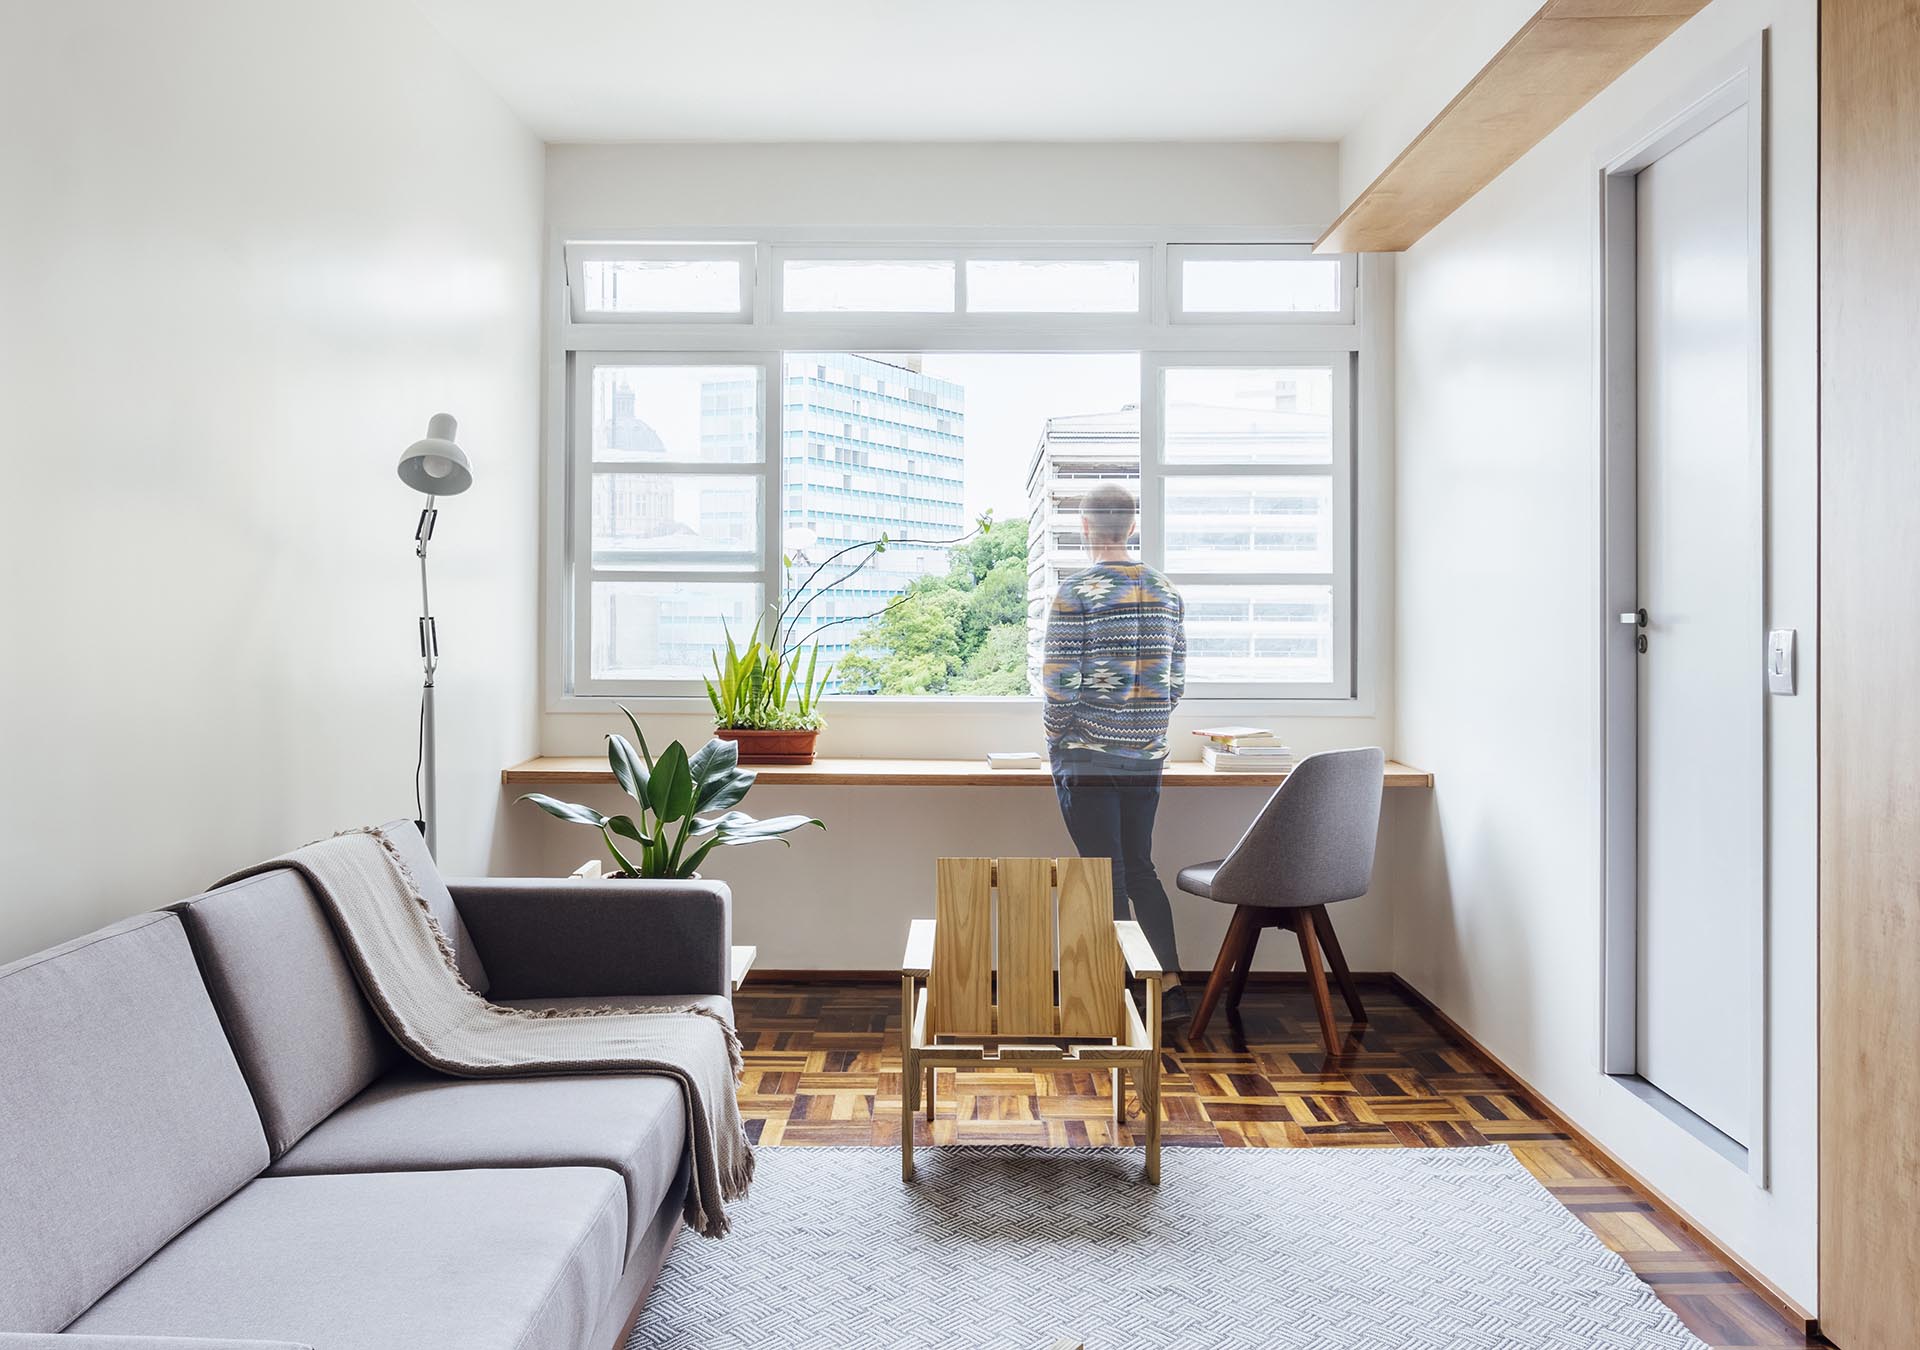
{"left": 1178, "top": 747, "right": 1385, "bottom": 1052}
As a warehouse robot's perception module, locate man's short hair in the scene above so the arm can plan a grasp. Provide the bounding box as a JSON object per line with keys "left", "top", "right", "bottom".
{"left": 1082, "top": 482, "right": 1138, "bottom": 545}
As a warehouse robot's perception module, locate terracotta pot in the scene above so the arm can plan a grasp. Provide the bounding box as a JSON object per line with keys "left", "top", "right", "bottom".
{"left": 715, "top": 726, "right": 819, "bottom": 765}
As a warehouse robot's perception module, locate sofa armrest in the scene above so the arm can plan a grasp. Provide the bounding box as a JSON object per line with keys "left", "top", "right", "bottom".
{"left": 0, "top": 1338, "right": 314, "bottom": 1349}
{"left": 448, "top": 877, "right": 731, "bottom": 1000}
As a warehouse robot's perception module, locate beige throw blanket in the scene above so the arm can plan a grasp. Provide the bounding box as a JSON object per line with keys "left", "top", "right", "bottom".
{"left": 217, "top": 826, "right": 753, "bottom": 1237}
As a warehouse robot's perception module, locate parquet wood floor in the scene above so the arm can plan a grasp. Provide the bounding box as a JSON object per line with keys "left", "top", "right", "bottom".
{"left": 734, "top": 978, "right": 1817, "bottom": 1350}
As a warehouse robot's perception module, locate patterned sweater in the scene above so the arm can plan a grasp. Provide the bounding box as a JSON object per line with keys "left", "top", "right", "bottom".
{"left": 1042, "top": 561, "right": 1186, "bottom": 761}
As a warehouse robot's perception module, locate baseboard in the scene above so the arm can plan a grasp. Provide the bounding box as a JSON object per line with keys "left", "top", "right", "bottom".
{"left": 1388, "top": 976, "right": 1819, "bottom": 1337}
{"left": 743, "top": 969, "right": 1400, "bottom": 986}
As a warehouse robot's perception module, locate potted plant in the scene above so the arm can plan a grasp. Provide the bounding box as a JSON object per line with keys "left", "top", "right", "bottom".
{"left": 704, "top": 622, "right": 829, "bottom": 766}
{"left": 704, "top": 513, "right": 994, "bottom": 765}
{"left": 519, "top": 709, "right": 822, "bottom": 877}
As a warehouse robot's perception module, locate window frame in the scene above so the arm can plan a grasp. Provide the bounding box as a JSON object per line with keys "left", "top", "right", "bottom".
{"left": 545, "top": 228, "right": 1375, "bottom": 715}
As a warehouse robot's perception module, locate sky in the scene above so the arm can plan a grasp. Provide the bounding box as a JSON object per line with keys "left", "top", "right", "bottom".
{"left": 910, "top": 353, "right": 1140, "bottom": 521}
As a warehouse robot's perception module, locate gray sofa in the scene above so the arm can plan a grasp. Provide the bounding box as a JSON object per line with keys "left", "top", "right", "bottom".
{"left": 0, "top": 823, "right": 732, "bottom": 1350}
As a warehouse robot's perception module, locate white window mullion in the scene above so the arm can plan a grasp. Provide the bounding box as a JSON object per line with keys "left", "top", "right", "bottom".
{"left": 1139, "top": 354, "right": 1166, "bottom": 570}
{"left": 762, "top": 350, "right": 786, "bottom": 647}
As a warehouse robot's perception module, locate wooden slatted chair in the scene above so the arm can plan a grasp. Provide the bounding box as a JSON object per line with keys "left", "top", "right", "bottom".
{"left": 900, "top": 856, "right": 1163, "bottom": 1184}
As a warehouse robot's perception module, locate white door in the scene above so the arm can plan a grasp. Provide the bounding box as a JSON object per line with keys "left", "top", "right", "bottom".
{"left": 1632, "top": 108, "right": 1760, "bottom": 1145}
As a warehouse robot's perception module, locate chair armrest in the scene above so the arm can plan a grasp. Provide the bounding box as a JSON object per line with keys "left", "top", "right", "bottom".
{"left": 1114, "top": 920, "right": 1162, "bottom": 978}
{"left": 902, "top": 918, "right": 936, "bottom": 976}
{"left": 448, "top": 877, "right": 731, "bottom": 999}
{"left": 0, "top": 1338, "right": 314, "bottom": 1349}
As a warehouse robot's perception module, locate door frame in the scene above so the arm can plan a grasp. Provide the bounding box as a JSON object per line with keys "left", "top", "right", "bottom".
{"left": 1597, "top": 34, "right": 1769, "bottom": 1185}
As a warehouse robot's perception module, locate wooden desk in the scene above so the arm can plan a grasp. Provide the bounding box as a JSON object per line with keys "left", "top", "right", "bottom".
{"left": 503, "top": 756, "right": 1432, "bottom": 790}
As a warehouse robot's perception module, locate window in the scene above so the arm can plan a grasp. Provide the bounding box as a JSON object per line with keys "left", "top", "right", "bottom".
{"left": 570, "top": 355, "right": 772, "bottom": 689}
{"left": 566, "top": 243, "right": 754, "bottom": 321}
{"left": 782, "top": 259, "right": 955, "bottom": 313}
{"left": 554, "top": 236, "right": 1367, "bottom": 707}
{"left": 964, "top": 259, "right": 1141, "bottom": 313}
{"left": 1170, "top": 244, "right": 1352, "bottom": 323}
{"left": 1146, "top": 357, "right": 1350, "bottom": 697}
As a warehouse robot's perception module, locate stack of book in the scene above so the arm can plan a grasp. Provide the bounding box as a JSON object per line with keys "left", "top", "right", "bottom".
{"left": 1193, "top": 726, "right": 1296, "bottom": 773}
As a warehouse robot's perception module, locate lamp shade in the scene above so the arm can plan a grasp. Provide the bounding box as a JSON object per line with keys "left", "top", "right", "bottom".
{"left": 396, "top": 413, "right": 473, "bottom": 495}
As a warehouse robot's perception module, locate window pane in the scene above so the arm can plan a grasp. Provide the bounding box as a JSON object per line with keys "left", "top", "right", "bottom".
{"left": 591, "top": 580, "right": 763, "bottom": 680}
{"left": 1165, "top": 475, "right": 1332, "bottom": 573}
{"left": 1181, "top": 256, "right": 1342, "bottom": 313}
{"left": 781, "top": 352, "right": 1140, "bottom": 696}
{"left": 590, "top": 365, "right": 759, "bottom": 463}
{"left": 579, "top": 258, "right": 742, "bottom": 313}
{"left": 1164, "top": 367, "right": 1333, "bottom": 464}
{"left": 782, "top": 260, "right": 955, "bottom": 313}
{"left": 592, "top": 473, "right": 761, "bottom": 570}
{"left": 1181, "top": 583, "right": 1333, "bottom": 684}
{"left": 965, "top": 260, "right": 1139, "bottom": 313}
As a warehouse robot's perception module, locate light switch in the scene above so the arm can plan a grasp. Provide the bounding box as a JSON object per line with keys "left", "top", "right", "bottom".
{"left": 1767, "top": 629, "right": 1797, "bottom": 695}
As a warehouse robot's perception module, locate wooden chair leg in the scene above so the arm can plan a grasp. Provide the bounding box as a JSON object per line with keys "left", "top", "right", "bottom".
{"left": 1143, "top": 1063, "right": 1162, "bottom": 1185}
{"left": 901, "top": 976, "right": 916, "bottom": 1182}
{"left": 1224, "top": 914, "right": 1264, "bottom": 1013}
{"left": 1309, "top": 904, "right": 1367, "bottom": 1024}
{"left": 1189, "top": 905, "right": 1262, "bottom": 1040}
{"left": 1144, "top": 980, "right": 1162, "bottom": 1185}
{"left": 901, "top": 1050, "right": 917, "bottom": 1182}
{"left": 1112, "top": 1067, "right": 1127, "bottom": 1124}
{"left": 924, "top": 1065, "right": 936, "bottom": 1123}
{"left": 1291, "top": 912, "right": 1341, "bottom": 1055}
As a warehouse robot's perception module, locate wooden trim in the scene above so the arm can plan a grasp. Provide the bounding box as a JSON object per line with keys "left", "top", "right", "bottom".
{"left": 1316, "top": 0, "right": 1711, "bottom": 254}
{"left": 1388, "top": 976, "right": 1817, "bottom": 1335}
{"left": 503, "top": 755, "right": 1433, "bottom": 789}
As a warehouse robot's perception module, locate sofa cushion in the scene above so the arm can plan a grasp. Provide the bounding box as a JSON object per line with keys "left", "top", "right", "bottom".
{"left": 70, "top": 1169, "right": 627, "bottom": 1350}
{"left": 0, "top": 914, "right": 269, "bottom": 1332}
{"left": 379, "top": 819, "right": 490, "bottom": 993}
{"left": 269, "top": 1061, "right": 688, "bottom": 1256}
{"left": 172, "top": 870, "right": 398, "bottom": 1156}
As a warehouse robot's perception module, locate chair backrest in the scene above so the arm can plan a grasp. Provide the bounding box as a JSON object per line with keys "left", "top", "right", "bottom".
{"left": 930, "top": 857, "right": 1123, "bottom": 1039}
{"left": 1211, "top": 747, "right": 1386, "bottom": 906}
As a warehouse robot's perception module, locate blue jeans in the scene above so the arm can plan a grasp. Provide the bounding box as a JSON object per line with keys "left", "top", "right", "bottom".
{"left": 1050, "top": 753, "right": 1181, "bottom": 973}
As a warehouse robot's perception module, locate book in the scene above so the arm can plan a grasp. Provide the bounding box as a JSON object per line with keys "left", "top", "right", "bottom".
{"left": 986, "top": 751, "right": 1043, "bottom": 770}
{"left": 1192, "top": 725, "right": 1274, "bottom": 744}
{"left": 1202, "top": 744, "right": 1295, "bottom": 773}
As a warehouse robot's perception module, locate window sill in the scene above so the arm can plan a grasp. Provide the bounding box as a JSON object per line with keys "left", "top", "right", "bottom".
{"left": 502, "top": 756, "right": 1432, "bottom": 789}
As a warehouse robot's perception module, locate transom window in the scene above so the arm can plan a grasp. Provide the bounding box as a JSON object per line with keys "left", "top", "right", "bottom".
{"left": 553, "top": 234, "right": 1365, "bottom": 706}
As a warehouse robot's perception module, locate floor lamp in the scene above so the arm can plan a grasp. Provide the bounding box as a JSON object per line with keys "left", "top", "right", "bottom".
{"left": 396, "top": 414, "right": 473, "bottom": 858}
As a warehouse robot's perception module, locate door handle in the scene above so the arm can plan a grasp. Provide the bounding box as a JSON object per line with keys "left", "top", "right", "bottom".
{"left": 1618, "top": 609, "right": 1647, "bottom": 626}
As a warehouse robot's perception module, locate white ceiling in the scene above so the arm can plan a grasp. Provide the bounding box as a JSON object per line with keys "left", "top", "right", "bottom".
{"left": 414, "top": 0, "right": 1442, "bottom": 143}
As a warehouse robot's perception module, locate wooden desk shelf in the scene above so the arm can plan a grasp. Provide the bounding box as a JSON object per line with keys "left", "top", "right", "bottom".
{"left": 502, "top": 756, "right": 1433, "bottom": 790}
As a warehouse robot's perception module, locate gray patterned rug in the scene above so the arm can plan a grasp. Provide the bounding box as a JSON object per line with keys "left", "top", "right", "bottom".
{"left": 628, "top": 1145, "right": 1706, "bottom": 1349}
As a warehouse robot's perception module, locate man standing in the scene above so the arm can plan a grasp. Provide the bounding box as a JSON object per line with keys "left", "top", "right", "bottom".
{"left": 1043, "top": 482, "right": 1186, "bottom": 1002}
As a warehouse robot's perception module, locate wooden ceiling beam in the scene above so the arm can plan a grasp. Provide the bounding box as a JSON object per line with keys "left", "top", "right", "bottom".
{"left": 1315, "top": 0, "right": 1711, "bottom": 254}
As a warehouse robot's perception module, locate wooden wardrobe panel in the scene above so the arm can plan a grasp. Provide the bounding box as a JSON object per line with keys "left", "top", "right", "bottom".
{"left": 1819, "top": 1, "right": 1920, "bottom": 1344}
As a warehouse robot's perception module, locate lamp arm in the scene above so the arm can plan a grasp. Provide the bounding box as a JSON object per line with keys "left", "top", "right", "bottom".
{"left": 415, "top": 498, "right": 439, "bottom": 681}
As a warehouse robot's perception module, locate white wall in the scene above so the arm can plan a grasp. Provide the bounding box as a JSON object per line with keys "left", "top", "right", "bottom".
{"left": 512, "top": 139, "right": 1405, "bottom": 972}
{"left": 547, "top": 141, "right": 1340, "bottom": 233}
{"left": 1335, "top": 0, "right": 1544, "bottom": 207}
{"left": 0, "top": 0, "right": 544, "bottom": 962}
{"left": 1386, "top": 0, "right": 1818, "bottom": 1305}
